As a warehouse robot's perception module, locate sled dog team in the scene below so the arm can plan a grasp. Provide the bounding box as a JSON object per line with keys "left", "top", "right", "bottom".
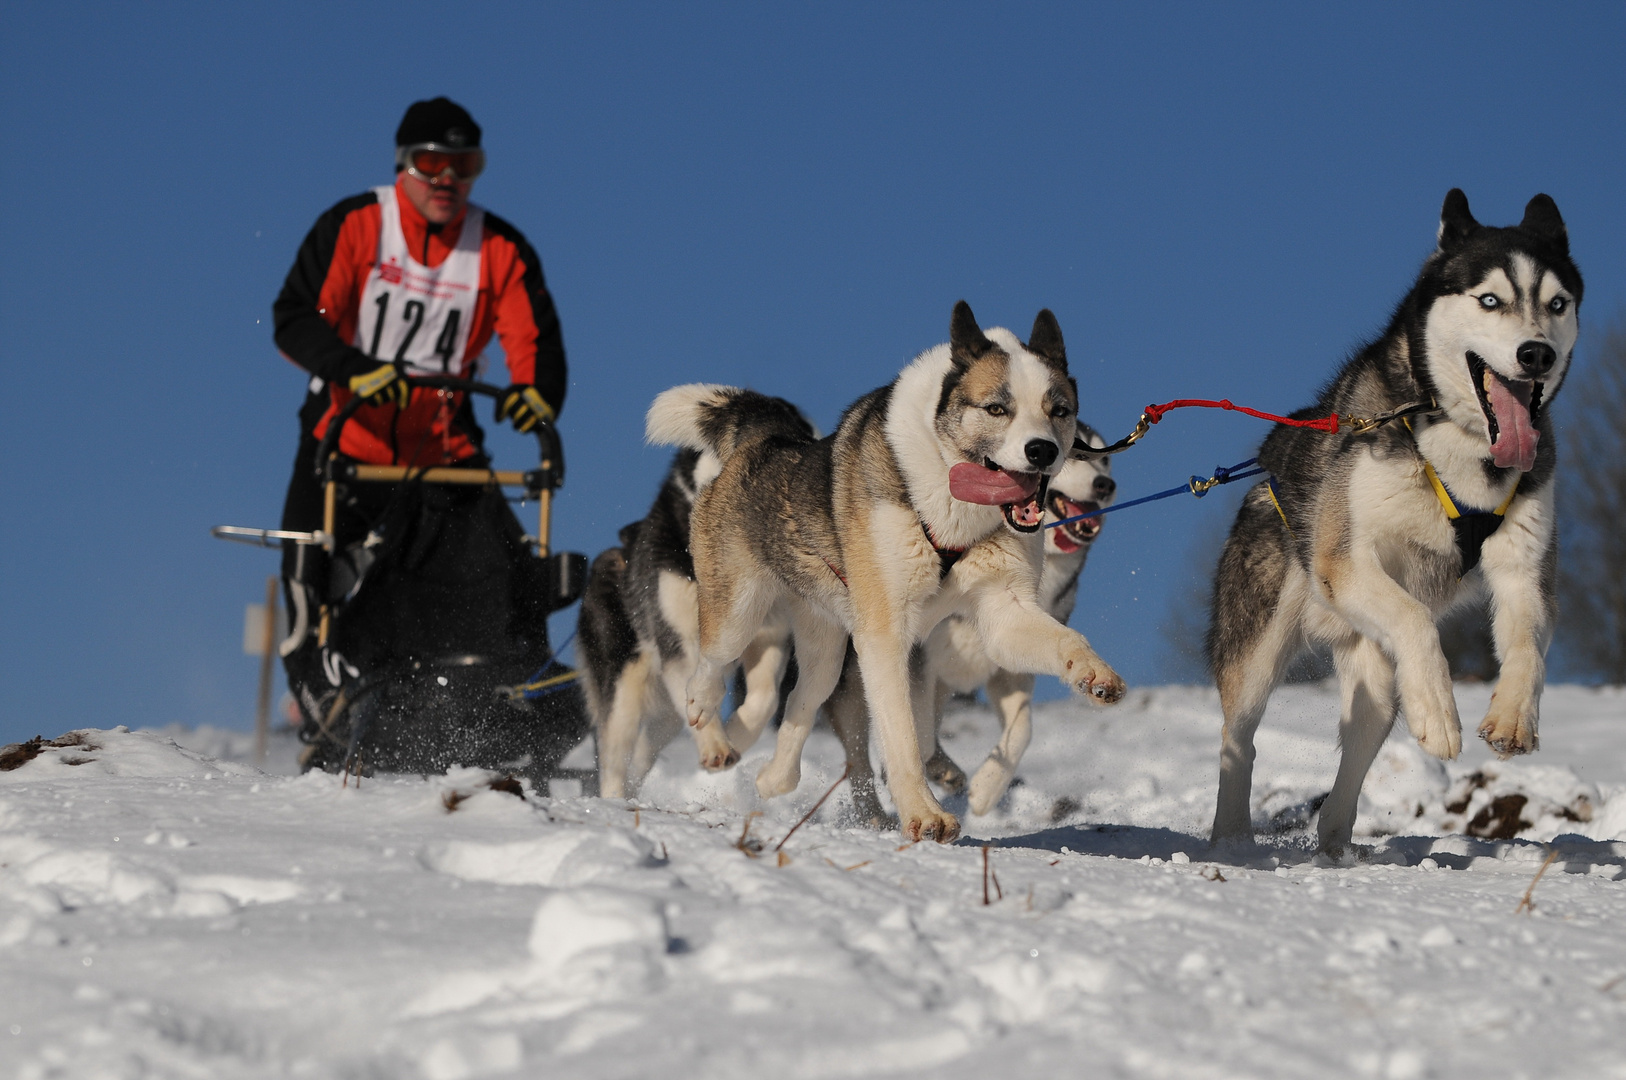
{"left": 580, "top": 190, "right": 1582, "bottom": 855}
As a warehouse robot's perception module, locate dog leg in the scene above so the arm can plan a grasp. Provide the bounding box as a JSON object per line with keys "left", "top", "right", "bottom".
{"left": 1210, "top": 584, "right": 1303, "bottom": 845}
{"left": 660, "top": 654, "right": 737, "bottom": 772}
{"left": 1475, "top": 513, "right": 1555, "bottom": 757}
{"left": 628, "top": 703, "right": 684, "bottom": 792}
{"left": 1317, "top": 635, "right": 1398, "bottom": 854}
{"left": 969, "top": 585, "right": 1124, "bottom": 703}
{"left": 968, "top": 668, "right": 1035, "bottom": 816}
{"left": 597, "top": 653, "right": 654, "bottom": 800}
{"left": 825, "top": 656, "right": 889, "bottom": 827}
{"left": 920, "top": 677, "right": 967, "bottom": 794}
{"left": 853, "top": 630, "right": 959, "bottom": 843}
{"left": 724, "top": 622, "right": 791, "bottom": 755}
{"left": 755, "top": 608, "right": 847, "bottom": 799}
{"left": 689, "top": 575, "right": 776, "bottom": 737}
{"left": 1319, "top": 550, "right": 1461, "bottom": 760}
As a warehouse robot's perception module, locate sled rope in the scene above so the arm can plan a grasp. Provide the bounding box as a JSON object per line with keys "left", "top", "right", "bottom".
{"left": 1047, "top": 458, "right": 1263, "bottom": 529}
{"left": 1093, "top": 398, "right": 1435, "bottom": 455}
{"left": 507, "top": 632, "right": 582, "bottom": 699}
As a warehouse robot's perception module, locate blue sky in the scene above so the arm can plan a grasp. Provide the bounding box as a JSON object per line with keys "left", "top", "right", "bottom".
{"left": 2, "top": 2, "right": 1623, "bottom": 742}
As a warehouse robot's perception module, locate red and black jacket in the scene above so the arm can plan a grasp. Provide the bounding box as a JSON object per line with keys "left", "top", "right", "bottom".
{"left": 273, "top": 177, "right": 566, "bottom": 465}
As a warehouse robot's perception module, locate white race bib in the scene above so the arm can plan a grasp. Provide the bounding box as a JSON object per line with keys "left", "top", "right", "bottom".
{"left": 354, "top": 185, "right": 483, "bottom": 376}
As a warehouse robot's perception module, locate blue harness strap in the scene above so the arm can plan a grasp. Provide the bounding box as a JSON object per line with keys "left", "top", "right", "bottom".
{"left": 1421, "top": 461, "right": 1519, "bottom": 575}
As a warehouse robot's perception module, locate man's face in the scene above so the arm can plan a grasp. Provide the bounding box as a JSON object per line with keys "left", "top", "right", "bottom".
{"left": 401, "top": 170, "right": 473, "bottom": 225}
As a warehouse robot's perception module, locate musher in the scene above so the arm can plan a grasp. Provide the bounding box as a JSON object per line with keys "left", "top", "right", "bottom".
{"left": 271, "top": 96, "right": 566, "bottom": 714}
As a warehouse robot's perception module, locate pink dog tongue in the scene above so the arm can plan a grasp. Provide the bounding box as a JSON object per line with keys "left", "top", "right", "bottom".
{"left": 1486, "top": 375, "right": 1539, "bottom": 472}
{"left": 949, "top": 462, "right": 1040, "bottom": 505}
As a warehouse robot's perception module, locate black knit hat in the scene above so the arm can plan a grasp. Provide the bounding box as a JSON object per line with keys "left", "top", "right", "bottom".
{"left": 395, "top": 97, "right": 481, "bottom": 148}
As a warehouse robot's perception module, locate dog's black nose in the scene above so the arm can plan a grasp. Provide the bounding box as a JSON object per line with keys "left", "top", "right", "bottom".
{"left": 1024, "top": 439, "right": 1059, "bottom": 469}
{"left": 1516, "top": 341, "right": 1556, "bottom": 376}
{"left": 1093, "top": 475, "right": 1116, "bottom": 498}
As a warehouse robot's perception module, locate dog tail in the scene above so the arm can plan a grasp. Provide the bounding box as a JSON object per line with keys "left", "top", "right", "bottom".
{"left": 646, "top": 384, "right": 817, "bottom": 463}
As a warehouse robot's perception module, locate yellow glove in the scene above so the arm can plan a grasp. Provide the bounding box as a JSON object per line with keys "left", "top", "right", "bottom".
{"left": 496, "top": 385, "right": 555, "bottom": 433}
{"left": 347, "top": 363, "right": 409, "bottom": 409}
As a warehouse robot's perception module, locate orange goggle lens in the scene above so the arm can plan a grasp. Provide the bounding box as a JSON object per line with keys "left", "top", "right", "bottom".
{"left": 407, "top": 148, "right": 485, "bottom": 181}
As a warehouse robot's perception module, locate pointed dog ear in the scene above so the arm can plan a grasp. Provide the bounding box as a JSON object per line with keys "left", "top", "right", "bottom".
{"left": 1520, "top": 193, "right": 1569, "bottom": 252}
{"left": 1027, "top": 309, "right": 1067, "bottom": 367}
{"left": 1437, "top": 188, "right": 1479, "bottom": 249}
{"left": 950, "top": 300, "right": 994, "bottom": 362}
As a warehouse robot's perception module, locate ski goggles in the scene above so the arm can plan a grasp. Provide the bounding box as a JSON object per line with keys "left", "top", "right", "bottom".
{"left": 396, "top": 142, "right": 486, "bottom": 183}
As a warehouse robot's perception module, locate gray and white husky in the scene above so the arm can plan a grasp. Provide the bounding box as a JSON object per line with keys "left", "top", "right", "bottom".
{"left": 577, "top": 437, "right": 808, "bottom": 798}
{"left": 827, "top": 435, "right": 1117, "bottom": 823}
{"left": 648, "top": 302, "right": 1125, "bottom": 843}
{"left": 1208, "top": 190, "right": 1582, "bottom": 855}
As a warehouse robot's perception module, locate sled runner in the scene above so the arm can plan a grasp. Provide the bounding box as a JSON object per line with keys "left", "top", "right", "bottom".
{"left": 215, "top": 376, "right": 589, "bottom": 782}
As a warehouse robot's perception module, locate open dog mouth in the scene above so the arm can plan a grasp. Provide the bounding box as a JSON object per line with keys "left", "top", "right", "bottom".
{"left": 1047, "top": 493, "right": 1101, "bottom": 552}
{"left": 948, "top": 460, "right": 1045, "bottom": 533}
{"left": 1467, "top": 352, "right": 1541, "bottom": 472}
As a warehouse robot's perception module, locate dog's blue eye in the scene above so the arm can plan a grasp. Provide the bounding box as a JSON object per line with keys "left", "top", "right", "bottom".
{"left": 1548, "top": 296, "right": 1568, "bottom": 314}
{"left": 1478, "top": 294, "right": 1500, "bottom": 310}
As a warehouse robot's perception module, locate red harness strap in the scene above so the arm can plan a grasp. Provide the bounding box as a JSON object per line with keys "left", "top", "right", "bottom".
{"left": 1143, "top": 398, "right": 1341, "bottom": 433}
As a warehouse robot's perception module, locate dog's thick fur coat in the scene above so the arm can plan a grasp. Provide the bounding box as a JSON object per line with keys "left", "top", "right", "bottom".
{"left": 1207, "top": 191, "right": 1582, "bottom": 854}
{"left": 828, "top": 440, "right": 1118, "bottom": 822}
{"left": 649, "top": 302, "right": 1124, "bottom": 842}
{"left": 577, "top": 443, "right": 806, "bottom": 797}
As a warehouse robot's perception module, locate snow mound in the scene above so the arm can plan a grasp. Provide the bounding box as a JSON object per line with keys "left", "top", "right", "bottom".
{"left": 528, "top": 887, "right": 669, "bottom": 970}
{"left": 421, "top": 826, "right": 658, "bottom": 887}
{"left": 0, "top": 727, "right": 259, "bottom": 781}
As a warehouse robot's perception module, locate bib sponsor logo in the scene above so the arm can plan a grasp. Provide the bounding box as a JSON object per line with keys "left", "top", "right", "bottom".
{"left": 355, "top": 187, "right": 482, "bottom": 376}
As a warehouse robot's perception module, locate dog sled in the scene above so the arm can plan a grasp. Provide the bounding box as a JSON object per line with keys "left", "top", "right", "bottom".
{"left": 214, "top": 376, "right": 589, "bottom": 782}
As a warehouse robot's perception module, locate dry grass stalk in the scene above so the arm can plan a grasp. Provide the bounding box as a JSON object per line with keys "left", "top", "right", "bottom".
{"left": 773, "top": 764, "right": 851, "bottom": 853}
{"left": 735, "top": 812, "right": 765, "bottom": 858}
{"left": 1514, "top": 848, "right": 1560, "bottom": 914}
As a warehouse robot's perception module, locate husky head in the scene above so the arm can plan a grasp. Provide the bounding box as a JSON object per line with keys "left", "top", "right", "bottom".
{"left": 1416, "top": 190, "right": 1583, "bottom": 473}
{"left": 936, "top": 301, "right": 1080, "bottom": 533}
{"left": 1045, "top": 422, "right": 1115, "bottom": 555}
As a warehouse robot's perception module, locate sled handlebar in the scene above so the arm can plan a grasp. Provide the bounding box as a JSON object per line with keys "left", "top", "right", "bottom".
{"left": 314, "top": 375, "right": 564, "bottom": 492}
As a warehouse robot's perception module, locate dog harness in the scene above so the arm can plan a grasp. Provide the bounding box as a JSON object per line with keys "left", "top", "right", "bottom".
{"left": 1420, "top": 461, "right": 1519, "bottom": 575}
{"left": 1264, "top": 463, "right": 1518, "bottom": 575}
{"left": 922, "top": 522, "right": 966, "bottom": 579}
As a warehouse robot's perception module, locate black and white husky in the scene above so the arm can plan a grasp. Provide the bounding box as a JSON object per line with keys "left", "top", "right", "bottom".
{"left": 826, "top": 434, "right": 1117, "bottom": 823}
{"left": 577, "top": 439, "right": 806, "bottom": 798}
{"left": 648, "top": 302, "right": 1125, "bottom": 843}
{"left": 1208, "top": 190, "right": 1582, "bottom": 855}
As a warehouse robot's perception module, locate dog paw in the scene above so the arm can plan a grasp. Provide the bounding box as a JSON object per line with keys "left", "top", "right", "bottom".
{"left": 967, "top": 759, "right": 1014, "bottom": 817}
{"left": 1478, "top": 689, "right": 1539, "bottom": 758}
{"left": 895, "top": 794, "right": 959, "bottom": 843}
{"left": 1400, "top": 668, "right": 1462, "bottom": 759}
{"left": 903, "top": 810, "right": 960, "bottom": 844}
{"left": 925, "top": 747, "right": 967, "bottom": 795}
{"left": 697, "top": 744, "right": 741, "bottom": 772}
{"left": 690, "top": 722, "right": 740, "bottom": 772}
{"left": 1061, "top": 643, "right": 1124, "bottom": 704}
{"left": 755, "top": 760, "right": 800, "bottom": 799}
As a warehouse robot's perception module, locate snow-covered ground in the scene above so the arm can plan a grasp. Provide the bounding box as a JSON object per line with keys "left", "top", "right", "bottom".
{"left": 3, "top": 683, "right": 1623, "bottom": 1079}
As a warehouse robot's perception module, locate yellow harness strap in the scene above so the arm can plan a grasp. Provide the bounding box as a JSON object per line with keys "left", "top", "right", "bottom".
{"left": 1422, "top": 461, "right": 1520, "bottom": 520}
{"left": 1265, "top": 476, "right": 1295, "bottom": 538}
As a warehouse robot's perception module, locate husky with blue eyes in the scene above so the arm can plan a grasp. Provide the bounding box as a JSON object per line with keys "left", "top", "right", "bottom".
{"left": 1207, "top": 190, "right": 1583, "bottom": 857}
